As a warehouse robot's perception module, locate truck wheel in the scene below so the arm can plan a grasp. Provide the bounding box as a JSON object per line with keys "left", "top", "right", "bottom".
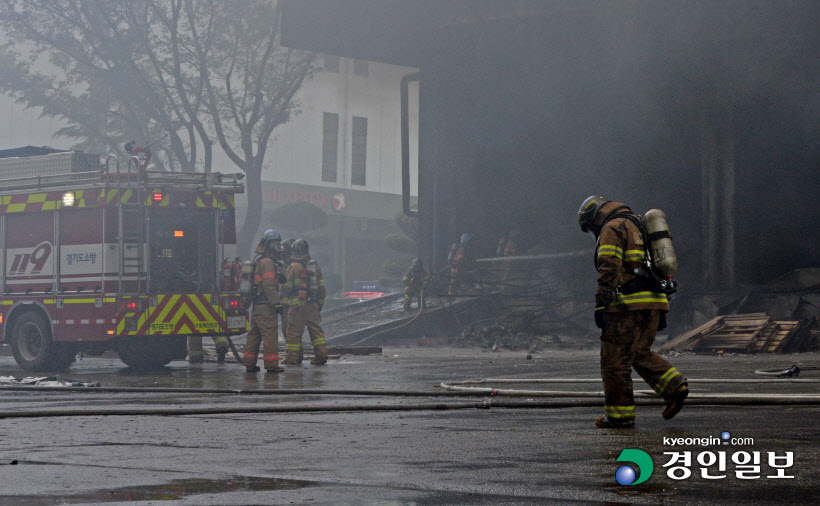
{"left": 117, "top": 337, "right": 180, "bottom": 370}
{"left": 10, "top": 311, "right": 68, "bottom": 372}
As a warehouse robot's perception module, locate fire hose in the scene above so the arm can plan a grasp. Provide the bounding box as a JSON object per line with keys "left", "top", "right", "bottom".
{"left": 753, "top": 365, "right": 820, "bottom": 377}
{"left": 1, "top": 377, "right": 819, "bottom": 418}
{"left": 225, "top": 335, "right": 245, "bottom": 364}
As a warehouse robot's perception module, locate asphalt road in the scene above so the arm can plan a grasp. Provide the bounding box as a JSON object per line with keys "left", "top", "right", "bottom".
{"left": 0, "top": 347, "right": 818, "bottom": 504}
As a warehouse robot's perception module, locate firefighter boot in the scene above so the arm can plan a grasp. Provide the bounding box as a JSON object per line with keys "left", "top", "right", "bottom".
{"left": 187, "top": 336, "right": 204, "bottom": 364}
{"left": 307, "top": 316, "right": 328, "bottom": 365}
{"left": 662, "top": 384, "right": 689, "bottom": 420}
{"left": 213, "top": 336, "right": 230, "bottom": 364}
{"left": 310, "top": 340, "right": 328, "bottom": 365}
{"left": 246, "top": 364, "right": 261, "bottom": 373}
{"left": 266, "top": 365, "right": 285, "bottom": 373}
{"left": 595, "top": 416, "right": 635, "bottom": 429}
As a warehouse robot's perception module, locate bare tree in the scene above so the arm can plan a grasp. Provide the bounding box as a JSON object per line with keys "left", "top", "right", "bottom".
{"left": 187, "top": 0, "right": 316, "bottom": 253}
{"left": 0, "top": 0, "right": 196, "bottom": 169}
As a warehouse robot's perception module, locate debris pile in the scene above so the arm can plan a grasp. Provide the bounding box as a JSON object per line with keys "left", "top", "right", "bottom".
{"left": 0, "top": 376, "right": 100, "bottom": 387}
{"left": 454, "top": 310, "right": 595, "bottom": 351}
{"left": 659, "top": 313, "right": 818, "bottom": 354}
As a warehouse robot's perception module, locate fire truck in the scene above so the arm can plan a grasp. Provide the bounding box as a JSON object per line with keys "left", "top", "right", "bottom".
{"left": 0, "top": 150, "right": 248, "bottom": 371}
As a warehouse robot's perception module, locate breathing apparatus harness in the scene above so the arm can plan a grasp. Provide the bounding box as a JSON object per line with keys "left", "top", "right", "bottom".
{"left": 290, "top": 257, "right": 320, "bottom": 303}
{"left": 246, "top": 249, "right": 280, "bottom": 307}
{"left": 595, "top": 208, "right": 677, "bottom": 297}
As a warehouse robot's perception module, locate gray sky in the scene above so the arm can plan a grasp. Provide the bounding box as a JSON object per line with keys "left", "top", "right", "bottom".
{"left": 0, "top": 95, "right": 65, "bottom": 149}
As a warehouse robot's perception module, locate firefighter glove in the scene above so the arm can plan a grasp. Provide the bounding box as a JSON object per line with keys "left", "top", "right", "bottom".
{"left": 274, "top": 304, "right": 283, "bottom": 315}
{"left": 594, "top": 309, "right": 607, "bottom": 329}
{"left": 277, "top": 272, "right": 286, "bottom": 284}
{"left": 658, "top": 312, "right": 668, "bottom": 331}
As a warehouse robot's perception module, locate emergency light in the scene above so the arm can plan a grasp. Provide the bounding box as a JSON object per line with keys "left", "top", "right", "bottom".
{"left": 62, "top": 192, "right": 75, "bottom": 207}
{"left": 152, "top": 192, "right": 163, "bottom": 201}
{"left": 174, "top": 230, "right": 184, "bottom": 237}
{"left": 223, "top": 297, "right": 242, "bottom": 310}
{"left": 117, "top": 299, "right": 145, "bottom": 313}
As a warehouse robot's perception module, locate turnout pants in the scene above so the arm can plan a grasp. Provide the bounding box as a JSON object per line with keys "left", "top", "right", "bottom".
{"left": 244, "top": 302, "right": 280, "bottom": 370}
{"left": 600, "top": 309, "right": 685, "bottom": 422}
{"left": 284, "top": 302, "right": 327, "bottom": 364}
{"left": 187, "top": 335, "right": 229, "bottom": 363}
{"left": 404, "top": 287, "right": 423, "bottom": 309}
{"left": 279, "top": 304, "right": 299, "bottom": 362}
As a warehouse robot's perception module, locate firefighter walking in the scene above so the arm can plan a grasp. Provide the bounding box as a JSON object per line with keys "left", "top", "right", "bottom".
{"left": 281, "top": 239, "right": 328, "bottom": 365}
{"left": 402, "top": 258, "right": 428, "bottom": 311}
{"left": 243, "top": 230, "right": 285, "bottom": 373}
{"left": 578, "top": 196, "right": 688, "bottom": 428}
{"left": 447, "top": 233, "right": 476, "bottom": 296}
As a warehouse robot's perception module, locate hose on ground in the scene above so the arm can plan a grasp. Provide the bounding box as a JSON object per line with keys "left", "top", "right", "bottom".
{"left": 754, "top": 365, "right": 820, "bottom": 377}
{"left": 225, "top": 335, "right": 245, "bottom": 364}
{"left": 438, "top": 378, "right": 820, "bottom": 401}
{"left": 1, "top": 393, "right": 819, "bottom": 419}
{"left": 1, "top": 376, "right": 817, "bottom": 397}
{"left": 350, "top": 283, "right": 429, "bottom": 346}
{"left": 442, "top": 377, "right": 820, "bottom": 385}
{"left": 0, "top": 386, "right": 487, "bottom": 397}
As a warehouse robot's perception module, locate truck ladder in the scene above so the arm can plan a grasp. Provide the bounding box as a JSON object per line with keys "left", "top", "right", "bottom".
{"left": 117, "top": 157, "right": 146, "bottom": 294}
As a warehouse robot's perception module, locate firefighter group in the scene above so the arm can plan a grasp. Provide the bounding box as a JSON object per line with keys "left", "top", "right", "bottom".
{"left": 191, "top": 194, "right": 690, "bottom": 428}
{"left": 191, "top": 230, "right": 327, "bottom": 373}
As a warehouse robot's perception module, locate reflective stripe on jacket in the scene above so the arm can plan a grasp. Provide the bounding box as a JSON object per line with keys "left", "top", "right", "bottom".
{"left": 253, "top": 256, "right": 281, "bottom": 304}
{"left": 595, "top": 208, "right": 668, "bottom": 312}
{"left": 281, "top": 254, "right": 325, "bottom": 307}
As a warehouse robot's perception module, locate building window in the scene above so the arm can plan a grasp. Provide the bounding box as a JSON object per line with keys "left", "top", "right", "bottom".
{"left": 322, "top": 112, "right": 338, "bottom": 183}
{"left": 351, "top": 116, "right": 367, "bottom": 186}
{"left": 324, "top": 54, "right": 340, "bottom": 73}
{"left": 353, "top": 59, "right": 369, "bottom": 77}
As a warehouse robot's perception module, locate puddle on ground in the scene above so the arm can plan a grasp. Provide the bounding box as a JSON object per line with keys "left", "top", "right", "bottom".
{"left": 1, "top": 475, "right": 317, "bottom": 504}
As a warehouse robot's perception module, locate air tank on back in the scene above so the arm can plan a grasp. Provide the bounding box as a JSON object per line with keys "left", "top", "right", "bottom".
{"left": 643, "top": 209, "right": 678, "bottom": 279}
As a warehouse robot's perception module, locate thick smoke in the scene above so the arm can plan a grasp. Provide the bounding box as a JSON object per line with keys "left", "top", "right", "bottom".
{"left": 409, "top": 1, "right": 819, "bottom": 285}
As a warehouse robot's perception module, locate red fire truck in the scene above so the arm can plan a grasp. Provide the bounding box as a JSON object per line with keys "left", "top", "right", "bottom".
{"left": 0, "top": 151, "right": 248, "bottom": 371}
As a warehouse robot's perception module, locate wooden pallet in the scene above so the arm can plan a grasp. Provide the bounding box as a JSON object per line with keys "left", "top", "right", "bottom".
{"left": 661, "top": 313, "right": 817, "bottom": 354}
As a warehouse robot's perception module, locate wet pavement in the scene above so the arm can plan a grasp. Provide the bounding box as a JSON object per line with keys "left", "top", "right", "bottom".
{"left": 0, "top": 346, "right": 818, "bottom": 504}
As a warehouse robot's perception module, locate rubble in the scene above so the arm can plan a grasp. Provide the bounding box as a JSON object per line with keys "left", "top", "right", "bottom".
{"left": 453, "top": 310, "right": 596, "bottom": 351}
{"left": 0, "top": 376, "right": 100, "bottom": 387}
{"left": 659, "top": 313, "right": 819, "bottom": 354}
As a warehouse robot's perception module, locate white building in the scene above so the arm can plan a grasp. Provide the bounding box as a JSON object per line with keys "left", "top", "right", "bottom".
{"left": 236, "top": 55, "right": 420, "bottom": 294}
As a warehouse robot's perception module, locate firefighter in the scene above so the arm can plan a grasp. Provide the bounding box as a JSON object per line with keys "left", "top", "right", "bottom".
{"left": 496, "top": 228, "right": 520, "bottom": 257}
{"left": 578, "top": 196, "right": 688, "bottom": 428}
{"left": 279, "top": 238, "right": 296, "bottom": 360}
{"left": 447, "top": 233, "right": 476, "bottom": 296}
{"left": 281, "top": 239, "right": 328, "bottom": 365}
{"left": 281, "top": 238, "right": 295, "bottom": 264}
{"left": 187, "top": 335, "right": 229, "bottom": 364}
{"left": 402, "top": 258, "right": 428, "bottom": 311}
{"left": 243, "top": 229, "right": 285, "bottom": 373}
{"left": 496, "top": 228, "right": 521, "bottom": 290}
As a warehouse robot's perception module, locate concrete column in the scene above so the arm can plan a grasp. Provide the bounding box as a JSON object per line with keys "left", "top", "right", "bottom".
{"left": 701, "top": 127, "right": 719, "bottom": 289}
{"left": 720, "top": 136, "right": 736, "bottom": 289}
